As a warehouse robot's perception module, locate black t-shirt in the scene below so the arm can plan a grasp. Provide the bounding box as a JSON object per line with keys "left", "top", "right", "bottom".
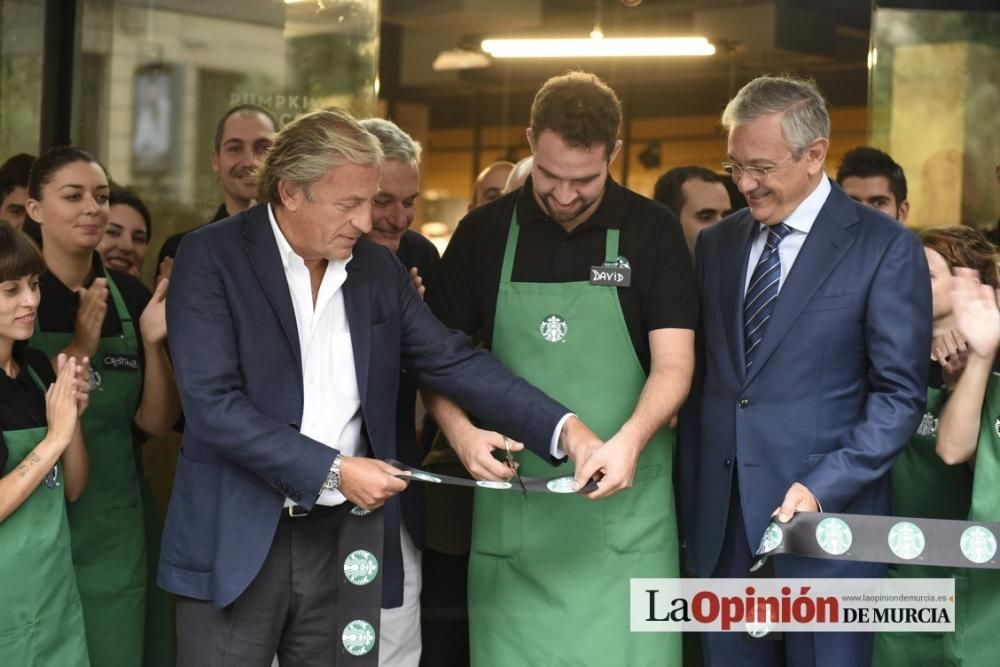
{"left": 0, "top": 343, "right": 57, "bottom": 471}
{"left": 429, "top": 175, "right": 698, "bottom": 372}
{"left": 157, "top": 203, "right": 229, "bottom": 269}
{"left": 394, "top": 230, "right": 441, "bottom": 464}
{"left": 38, "top": 253, "right": 152, "bottom": 342}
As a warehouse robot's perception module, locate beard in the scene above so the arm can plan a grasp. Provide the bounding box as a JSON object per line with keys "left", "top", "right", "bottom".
{"left": 539, "top": 194, "right": 596, "bottom": 224}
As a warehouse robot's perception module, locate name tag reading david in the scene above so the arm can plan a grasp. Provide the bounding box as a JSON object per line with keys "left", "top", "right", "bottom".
{"left": 590, "top": 264, "right": 631, "bottom": 287}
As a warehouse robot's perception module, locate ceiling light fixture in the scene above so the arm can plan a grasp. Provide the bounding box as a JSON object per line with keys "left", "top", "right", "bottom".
{"left": 481, "top": 36, "right": 715, "bottom": 59}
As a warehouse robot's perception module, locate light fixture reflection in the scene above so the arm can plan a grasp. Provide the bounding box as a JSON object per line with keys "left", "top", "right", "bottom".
{"left": 481, "top": 36, "right": 715, "bottom": 58}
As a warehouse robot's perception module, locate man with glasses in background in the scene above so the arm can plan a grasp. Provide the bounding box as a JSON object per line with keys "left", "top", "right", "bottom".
{"left": 678, "top": 75, "right": 930, "bottom": 667}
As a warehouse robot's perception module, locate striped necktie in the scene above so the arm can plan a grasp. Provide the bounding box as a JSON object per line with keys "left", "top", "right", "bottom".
{"left": 744, "top": 223, "right": 792, "bottom": 369}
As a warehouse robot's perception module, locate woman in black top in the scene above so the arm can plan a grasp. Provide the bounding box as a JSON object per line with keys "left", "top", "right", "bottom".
{"left": 0, "top": 221, "right": 90, "bottom": 666}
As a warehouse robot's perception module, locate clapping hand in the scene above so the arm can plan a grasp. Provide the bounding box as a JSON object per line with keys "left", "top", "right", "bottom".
{"left": 72, "top": 278, "right": 108, "bottom": 358}
{"left": 139, "top": 278, "right": 169, "bottom": 345}
{"left": 950, "top": 267, "right": 1000, "bottom": 360}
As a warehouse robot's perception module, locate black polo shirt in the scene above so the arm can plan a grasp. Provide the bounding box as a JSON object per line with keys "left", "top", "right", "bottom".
{"left": 0, "top": 343, "right": 57, "bottom": 470}
{"left": 157, "top": 203, "right": 229, "bottom": 270}
{"left": 38, "top": 252, "right": 151, "bottom": 374}
{"left": 429, "top": 175, "right": 697, "bottom": 372}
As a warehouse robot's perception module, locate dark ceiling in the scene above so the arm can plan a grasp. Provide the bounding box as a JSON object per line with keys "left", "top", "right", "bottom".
{"left": 380, "top": 0, "right": 875, "bottom": 128}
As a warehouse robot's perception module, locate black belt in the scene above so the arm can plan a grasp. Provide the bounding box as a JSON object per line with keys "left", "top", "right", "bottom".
{"left": 283, "top": 503, "right": 350, "bottom": 519}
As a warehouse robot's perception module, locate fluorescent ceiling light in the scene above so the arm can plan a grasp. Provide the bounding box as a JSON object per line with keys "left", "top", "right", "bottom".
{"left": 481, "top": 36, "right": 715, "bottom": 58}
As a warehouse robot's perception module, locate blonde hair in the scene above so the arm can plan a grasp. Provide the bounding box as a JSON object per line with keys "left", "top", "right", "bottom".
{"left": 257, "top": 108, "right": 383, "bottom": 206}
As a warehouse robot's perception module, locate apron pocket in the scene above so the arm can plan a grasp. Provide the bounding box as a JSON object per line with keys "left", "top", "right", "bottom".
{"left": 603, "top": 465, "right": 674, "bottom": 555}
{"left": 471, "top": 487, "right": 522, "bottom": 557}
{"left": 0, "top": 622, "right": 38, "bottom": 667}
{"left": 161, "top": 451, "right": 220, "bottom": 572}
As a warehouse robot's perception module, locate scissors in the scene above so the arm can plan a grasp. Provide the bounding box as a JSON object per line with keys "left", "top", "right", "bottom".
{"left": 502, "top": 435, "right": 528, "bottom": 497}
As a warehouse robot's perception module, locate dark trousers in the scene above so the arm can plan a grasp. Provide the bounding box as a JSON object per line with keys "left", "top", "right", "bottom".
{"left": 176, "top": 507, "right": 349, "bottom": 667}
{"left": 701, "top": 475, "right": 873, "bottom": 667}
{"left": 419, "top": 549, "right": 470, "bottom": 667}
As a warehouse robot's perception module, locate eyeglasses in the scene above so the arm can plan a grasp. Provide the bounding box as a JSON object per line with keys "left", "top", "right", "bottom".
{"left": 503, "top": 435, "right": 528, "bottom": 497}
{"left": 721, "top": 154, "right": 795, "bottom": 181}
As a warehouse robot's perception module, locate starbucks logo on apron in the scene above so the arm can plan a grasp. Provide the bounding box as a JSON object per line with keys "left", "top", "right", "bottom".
{"left": 44, "top": 463, "right": 60, "bottom": 489}
{"left": 88, "top": 366, "right": 102, "bottom": 391}
{"left": 960, "top": 526, "right": 998, "bottom": 564}
{"left": 887, "top": 521, "right": 925, "bottom": 560}
{"left": 539, "top": 315, "right": 568, "bottom": 343}
{"left": 993, "top": 417, "right": 1000, "bottom": 440}
{"left": 350, "top": 506, "right": 372, "bottom": 517}
{"left": 916, "top": 412, "right": 938, "bottom": 436}
{"left": 756, "top": 523, "right": 783, "bottom": 555}
{"left": 342, "top": 619, "right": 377, "bottom": 656}
{"left": 815, "top": 517, "right": 853, "bottom": 555}
{"left": 343, "top": 549, "right": 379, "bottom": 586}
{"left": 409, "top": 471, "right": 442, "bottom": 484}
{"left": 546, "top": 476, "right": 577, "bottom": 494}
{"left": 476, "top": 480, "right": 512, "bottom": 490}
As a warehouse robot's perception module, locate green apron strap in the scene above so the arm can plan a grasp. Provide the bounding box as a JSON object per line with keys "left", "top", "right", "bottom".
{"left": 103, "top": 267, "right": 139, "bottom": 349}
{"left": 499, "top": 209, "right": 521, "bottom": 285}
{"left": 604, "top": 228, "right": 620, "bottom": 264}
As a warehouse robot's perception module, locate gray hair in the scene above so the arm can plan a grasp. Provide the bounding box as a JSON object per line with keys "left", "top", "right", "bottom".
{"left": 721, "top": 75, "right": 830, "bottom": 157}
{"left": 257, "top": 107, "right": 383, "bottom": 206}
{"left": 359, "top": 118, "right": 422, "bottom": 167}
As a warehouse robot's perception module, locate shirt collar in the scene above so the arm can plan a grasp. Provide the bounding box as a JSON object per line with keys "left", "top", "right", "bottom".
{"left": 766, "top": 175, "right": 831, "bottom": 236}
{"left": 514, "top": 174, "right": 626, "bottom": 230}
{"left": 266, "top": 204, "right": 353, "bottom": 272}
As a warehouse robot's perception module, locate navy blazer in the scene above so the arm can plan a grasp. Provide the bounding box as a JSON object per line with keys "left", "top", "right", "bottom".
{"left": 158, "top": 204, "right": 568, "bottom": 608}
{"left": 678, "top": 181, "right": 931, "bottom": 579}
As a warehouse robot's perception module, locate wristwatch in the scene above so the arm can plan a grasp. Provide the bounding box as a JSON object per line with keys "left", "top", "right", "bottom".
{"left": 322, "top": 455, "right": 343, "bottom": 492}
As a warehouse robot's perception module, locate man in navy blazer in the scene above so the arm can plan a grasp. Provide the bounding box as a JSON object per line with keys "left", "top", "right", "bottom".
{"left": 159, "top": 108, "right": 601, "bottom": 667}
{"left": 679, "top": 76, "right": 930, "bottom": 666}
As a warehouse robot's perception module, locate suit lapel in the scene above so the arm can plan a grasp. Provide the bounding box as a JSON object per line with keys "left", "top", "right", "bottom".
{"left": 743, "top": 183, "right": 859, "bottom": 386}
{"left": 722, "top": 213, "right": 758, "bottom": 381}
{"left": 343, "top": 253, "right": 371, "bottom": 405}
{"left": 243, "top": 205, "right": 302, "bottom": 369}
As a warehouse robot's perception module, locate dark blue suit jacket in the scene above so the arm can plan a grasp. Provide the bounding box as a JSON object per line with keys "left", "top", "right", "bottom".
{"left": 157, "top": 204, "right": 568, "bottom": 608}
{"left": 679, "top": 181, "right": 931, "bottom": 579}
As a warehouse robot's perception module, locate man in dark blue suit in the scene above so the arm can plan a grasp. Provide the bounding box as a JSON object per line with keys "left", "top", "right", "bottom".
{"left": 679, "top": 76, "right": 931, "bottom": 666}
{"left": 159, "top": 108, "right": 602, "bottom": 667}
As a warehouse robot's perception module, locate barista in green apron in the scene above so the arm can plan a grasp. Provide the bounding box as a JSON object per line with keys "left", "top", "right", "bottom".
{"left": 25, "top": 146, "right": 181, "bottom": 666}
{"left": 0, "top": 363, "right": 90, "bottom": 667}
{"left": 466, "top": 218, "right": 681, "bottom": 666}
{"left": 932, "top": 264, "right": 1000, "bottom": 666}
{"left": 872, "top": 370, "right": 973, "bottom": 667}
{"left": 425, "top": 74, "right": 695, "bottom": 666}
{"left": 33, "top": 270, "right": 149, "bottom": 666}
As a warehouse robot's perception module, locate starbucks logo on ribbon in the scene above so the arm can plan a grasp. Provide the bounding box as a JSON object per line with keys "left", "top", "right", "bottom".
{"left": 816, "top": 517, "right": 853, "bottom": 555}
{"left": 476, "top": 480, "right": 512, "bottom": 490}
{"left": 960, "top": 526, "right": 997, "bottom": 564}
{"left": 756, "top": 523, "right": 783, "bottom": 555}
{"left": 350, "top": 506, "right": 372, "bottom": 517}
{"left": 916, "top": 412, "right": 938, "bottom": 436}
{"left": 409, "top": 471, "right": 443, "bottom": 484}
{"left": 546, "top": 476, "right": 577, "bottom": 494}
{"left": 888, "top": 521, "right": 925, "bottom": 560}
{"left": 343, "top": 550, "right": 379, "bottom": 586}
{"left": 539, "top": 315, "right": 568, "bottom": 343}
{"left": 342, "top": 619, "right": 376, "bottom": 656}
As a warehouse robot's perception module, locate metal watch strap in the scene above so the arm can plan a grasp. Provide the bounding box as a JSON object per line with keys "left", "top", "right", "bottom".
{"left": 323, "top": 454, "right": 343, "bottom": 492}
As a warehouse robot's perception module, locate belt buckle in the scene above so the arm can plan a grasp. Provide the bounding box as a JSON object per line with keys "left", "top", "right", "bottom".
{"left": 287, "top": 505, "right": 308, "bottom": 518}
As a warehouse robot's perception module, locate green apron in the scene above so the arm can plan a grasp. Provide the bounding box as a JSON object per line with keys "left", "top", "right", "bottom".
{"left": 874, "top": 385, "right": 973, "bottom": 667}
{"left": 945, "top": 371, "right": 1000, "bottom": 666}
{"left": 468, "top": 216, "right": 680, "bottom": 666}
{"left": 33, "top": 270, "right": 147, "bottom": 666}
{"left": 0, "top": 367, "right": 90, "bottom": 666}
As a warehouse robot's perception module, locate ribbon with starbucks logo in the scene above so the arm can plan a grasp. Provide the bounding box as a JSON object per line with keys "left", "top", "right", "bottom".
{"left": 336, "top": 505, "right": 385, "bottom": 665}
{"left": 752, "top": 511, "right": 1000, "bottom": 571}
{"left": 385, "top": 459, "right": 599, "bottom": 494}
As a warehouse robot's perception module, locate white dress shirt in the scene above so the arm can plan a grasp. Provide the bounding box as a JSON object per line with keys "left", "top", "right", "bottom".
{"left": 269, "top": 205, "right": 363, "bottom": 506}
{"left": 744, "top": 176, "right": 831, "bottom": 295}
